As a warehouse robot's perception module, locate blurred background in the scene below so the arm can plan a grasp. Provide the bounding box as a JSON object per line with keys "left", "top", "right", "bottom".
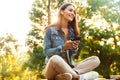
{"left": 0, "top": 0, "right": 120, "bottom": 79}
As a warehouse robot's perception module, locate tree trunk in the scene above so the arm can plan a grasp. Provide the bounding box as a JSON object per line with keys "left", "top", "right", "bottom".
{"left": 47, "top": 0, "right": 51, "bottom": 24}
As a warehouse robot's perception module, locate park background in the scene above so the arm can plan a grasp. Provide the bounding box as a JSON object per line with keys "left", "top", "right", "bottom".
{"left": 0, "top": 0, "right": 120, "bottom": 79}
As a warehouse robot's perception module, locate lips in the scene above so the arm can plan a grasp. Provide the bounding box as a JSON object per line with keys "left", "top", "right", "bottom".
{"left": 68, "top": 14, "right": 74, "bottom": 21}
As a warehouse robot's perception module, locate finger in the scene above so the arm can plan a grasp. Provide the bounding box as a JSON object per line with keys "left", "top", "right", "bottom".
{"left": 72, "top": 41, "right": 79, "bottom": 46}
{"left": 76, "top": 41, "right": 80, "bottom": 43}
{"left": 72, "top": 45, "right": 78, "bottom": 49}
{"left": 72, "top": 43, "right": 78, "bottom": 48}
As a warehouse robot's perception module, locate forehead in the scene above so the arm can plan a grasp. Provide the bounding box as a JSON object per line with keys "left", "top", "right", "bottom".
{"left": 65, "top": 5, "right": 75, "bottom": 10}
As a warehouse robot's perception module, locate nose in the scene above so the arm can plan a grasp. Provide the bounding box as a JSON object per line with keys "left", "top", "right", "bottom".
{"left": 71, "top": 11, "right": 75, "bottom": 17}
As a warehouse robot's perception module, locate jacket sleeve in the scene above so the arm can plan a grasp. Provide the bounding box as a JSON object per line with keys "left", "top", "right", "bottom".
{"left": 71, "top": 48, "right": 78, "bottom": 56}
{"left": 43, "top": 27, "right": 64, "bottom": 57}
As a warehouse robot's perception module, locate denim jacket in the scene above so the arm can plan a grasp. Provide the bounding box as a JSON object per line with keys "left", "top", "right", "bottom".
{"left": 43, "top": 26, "right": 78, "bottom": 64}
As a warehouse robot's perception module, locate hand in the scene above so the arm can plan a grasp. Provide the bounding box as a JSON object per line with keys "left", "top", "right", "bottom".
{"left": 63, "top": 40, "right": 80, "bottom": 50}
{"left": 71, "top": 40, "right": 80, "bottom": 49}
{"left": 63, "top": 40, "right": 73, "bottom": 50}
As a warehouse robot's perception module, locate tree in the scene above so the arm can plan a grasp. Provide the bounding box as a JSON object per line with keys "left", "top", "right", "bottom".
{"left": 24, "top": 0, "right": 65, "bottom": 78}
{"left": 24, "top": 0, "right": 48, "bottom": 78}
{"left": 0, "top": 33, "right": 22, "bottom": 80}
{"left": 0, "top": 33, "right": 19, "bottom": 54}
{"left": 75, "top": 0, "right": 120, "bottom": 78}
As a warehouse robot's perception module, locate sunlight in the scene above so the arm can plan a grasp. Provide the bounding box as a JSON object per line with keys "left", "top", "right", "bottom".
{"left": 107, "top": 38, "right": 114, "bottom": 45}
{"left": 51, "top": 8, "right": 58, "bottom": 24}
{"left": 0, "top": 0, "right": 34, "bottom": 45}
{"left": 117, "top": 42, "right": 120, "bottom": 46}
{"left": 112, "top": 22, "right": 118, "bottom": 29}
{"left": 51, "top": 16, "right": 58, "bottom": 24}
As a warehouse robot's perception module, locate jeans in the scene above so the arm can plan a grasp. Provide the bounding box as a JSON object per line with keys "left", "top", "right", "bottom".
{"left": 44, "top": 55, "right": 100, "bottom": 80}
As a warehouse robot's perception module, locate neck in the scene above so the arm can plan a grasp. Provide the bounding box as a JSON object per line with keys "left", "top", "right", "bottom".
{"left": 60, "top": 18, "right": 69, "bottom": 29}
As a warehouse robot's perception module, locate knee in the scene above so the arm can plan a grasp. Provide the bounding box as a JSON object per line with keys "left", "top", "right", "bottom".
{"left": 92, "top": 56, "right": 100, "bottom": 66}
{"left": 49, "top": 55, "right": 62, "bottom": 63}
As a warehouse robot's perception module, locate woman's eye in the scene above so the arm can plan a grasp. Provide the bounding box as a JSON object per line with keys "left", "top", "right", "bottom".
{"left": 69, "top": 9, "right": 75, "bottom": 12}
{"left": 69, "top": 9, "right": 73, "bottom": 12}
{"left": 69, "top": 9, "right": 75, "bottom": 14}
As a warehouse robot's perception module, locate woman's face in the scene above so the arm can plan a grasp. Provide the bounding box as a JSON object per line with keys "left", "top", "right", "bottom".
{"left": 61, "top": 5, "right": 76, "bottom": 22}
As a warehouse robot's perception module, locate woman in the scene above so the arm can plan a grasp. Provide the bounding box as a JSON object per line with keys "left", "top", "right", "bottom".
{"left": 43, "top": 2, "right": 100, "bottom": 80}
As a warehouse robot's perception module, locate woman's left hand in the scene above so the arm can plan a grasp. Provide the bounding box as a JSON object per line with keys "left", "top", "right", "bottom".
{"left": 71, "top": 40, "right": 80, "bottom": 49}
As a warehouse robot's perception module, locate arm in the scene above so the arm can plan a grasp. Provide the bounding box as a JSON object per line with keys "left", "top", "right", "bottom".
{"left": 70, "top": 41, "right": 79, "bottom": 55}
{"left": 43, "top": 27, "right": 64, "bottom": 57}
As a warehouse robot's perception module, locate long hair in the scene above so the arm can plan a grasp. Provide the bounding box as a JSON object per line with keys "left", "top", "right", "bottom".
{"left": 48, "top": 2, "right": 80, "bottom": 36}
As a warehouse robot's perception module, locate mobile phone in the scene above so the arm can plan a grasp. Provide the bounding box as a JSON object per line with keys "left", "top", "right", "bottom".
{"left": 72, "top": 36, "right": 82, "bottom": 41}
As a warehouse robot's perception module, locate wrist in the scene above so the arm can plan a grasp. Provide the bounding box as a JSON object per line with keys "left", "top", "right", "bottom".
{"left": 62, "top": 45, "right": 65, "bottom": 50}
{"left": 60, "top": 45, "right": 65, "bottom": 52}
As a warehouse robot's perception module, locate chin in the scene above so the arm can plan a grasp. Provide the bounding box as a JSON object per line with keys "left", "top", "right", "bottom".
{"left": 69, "top": 20, "right": 74, "bottom": 22}
{"left": 68, "top": 18, "right": 73, "bottom": 21}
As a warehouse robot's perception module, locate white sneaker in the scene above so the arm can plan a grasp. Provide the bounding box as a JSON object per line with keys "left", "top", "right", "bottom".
{"left": 80, "top": 71, "right": 99, "bottom": 80}
{"left": 55, "top": 73, "right": 72, "bottom": 80}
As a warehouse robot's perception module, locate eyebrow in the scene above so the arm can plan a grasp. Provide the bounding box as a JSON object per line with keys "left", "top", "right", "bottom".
{"left": 68, "top": 7, "right": 76, "bottom": 13}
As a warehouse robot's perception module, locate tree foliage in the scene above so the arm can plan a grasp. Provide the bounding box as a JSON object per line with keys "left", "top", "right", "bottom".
{"left": 24, "top": 0, "right": 47, "bottom": 78}
{"left": 76, "top": 0, "right": 120, "bottom": 78}
{"left": 0, "top": 34, "right": 29, "bottom": 80}
{"left": 0, "top": 33, "right": 19, "bottom": 54}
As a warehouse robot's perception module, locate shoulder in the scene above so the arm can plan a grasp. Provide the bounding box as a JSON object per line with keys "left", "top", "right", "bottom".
{"left": 45, "top": 26, "right": 60, "bottom": 35}
{"left": 45, "top": 26, "right": 59, "bottom": 32}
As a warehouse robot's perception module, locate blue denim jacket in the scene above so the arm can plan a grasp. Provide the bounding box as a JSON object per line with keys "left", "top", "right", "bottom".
{"left": 43, "top": 26, "right": 78, "bottom": 64}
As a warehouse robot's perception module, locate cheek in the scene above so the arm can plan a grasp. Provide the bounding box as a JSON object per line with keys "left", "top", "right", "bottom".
{"left": 63, "top": 13, "right": 70, "bottom": 18}
{"left": 62, "top": 10, "right": 69, "bottom": 16}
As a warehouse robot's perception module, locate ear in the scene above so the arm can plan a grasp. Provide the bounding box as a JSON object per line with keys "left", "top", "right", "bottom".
{"left": 60, "top": 10, "right": 64, "bottom": 15}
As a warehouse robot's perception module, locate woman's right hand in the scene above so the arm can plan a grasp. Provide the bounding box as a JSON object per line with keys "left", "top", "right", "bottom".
{"left": 63, "top": 40, "right": 72, "bottom": 50}
{"left": 62, "top": 40, "right": 74, "bottom": 50}
{"left": 63, "top": 40, "right": 80, "bottom": 50}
